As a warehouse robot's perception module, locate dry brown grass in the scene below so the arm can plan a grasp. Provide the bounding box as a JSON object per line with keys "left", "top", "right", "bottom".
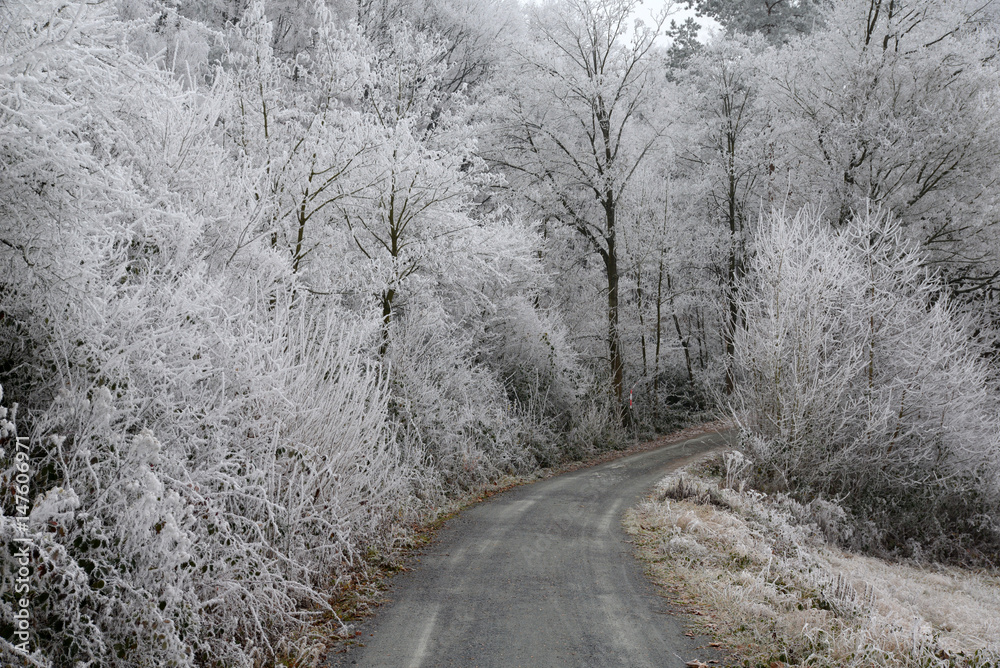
{"left": 624, "top": 457, "right": 1000, "bottom": 668}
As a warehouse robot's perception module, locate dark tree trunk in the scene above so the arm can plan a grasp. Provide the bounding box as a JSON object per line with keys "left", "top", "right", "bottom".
{"left": 603, "top": 206, "right": 630, "bottom": 431}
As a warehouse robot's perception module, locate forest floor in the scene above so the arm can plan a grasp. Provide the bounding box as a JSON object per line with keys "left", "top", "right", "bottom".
{"left": 625, "top": 456, "right": 1000, "bottom": 668}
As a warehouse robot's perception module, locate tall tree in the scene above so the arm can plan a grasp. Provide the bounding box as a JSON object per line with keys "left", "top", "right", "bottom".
{"left": 220, "top": 0, "right": 375, "bottom": 288}
{"left": 494, "top": 0, "right": 669, "bottom": 426}
{"left": 687, "top": 0, "right": 826, "bottom": 42}
{"left": 768, "top": 0, "right": 1000, "bottom": 292}
{"left": 664, "top": 16, "right": 704, "bottom": 72}
{"left": 342, "top": 23, "right": 484, "bottom": 355}
{"left": 681, "top": 35, "right": 775, "bottom": 393}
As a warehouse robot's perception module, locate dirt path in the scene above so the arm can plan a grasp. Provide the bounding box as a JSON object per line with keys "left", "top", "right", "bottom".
{"left": 327, "top": 429, "right": 734, "bottom": 668}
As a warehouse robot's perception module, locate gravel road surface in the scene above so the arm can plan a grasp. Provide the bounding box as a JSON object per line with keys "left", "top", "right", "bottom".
{"left": 328, "top": 429, "right": 734, "bottom": 668}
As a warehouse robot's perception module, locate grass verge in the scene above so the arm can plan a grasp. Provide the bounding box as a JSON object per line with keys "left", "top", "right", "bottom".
{"left": 624, "top": 454, "right": 1000, "bottom": 668}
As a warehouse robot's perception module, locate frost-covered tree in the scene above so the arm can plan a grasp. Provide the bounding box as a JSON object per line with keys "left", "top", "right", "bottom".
{"left": 767, "top": 0, "right": 1000, "bottom": 292}
{"left": 679, "top": 34, "right": 778, "bottom": 393}
{"left": 219, "top": 0, "right": 377, "bottom": 287}
{"left": 340, "top": 24, "right": 481, "bottom": 354}
{"left": 493, "top": 0, "right": 671, "bottom": 427}
{"left": 357, "top": 0, "right": 523, "bottom": 93}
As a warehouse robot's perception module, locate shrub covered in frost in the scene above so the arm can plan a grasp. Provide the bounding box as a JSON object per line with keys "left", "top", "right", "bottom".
{"left": 0, "top": 3, "right": 406, "bottom": 664}
{"left": 730, "top": 206, "right": 1000, "bottom": 563}
{"left": 0, "top": 294, "right": 405, "bottom": 666}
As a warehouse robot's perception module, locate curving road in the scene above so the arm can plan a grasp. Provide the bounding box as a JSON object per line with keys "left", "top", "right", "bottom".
{"left": 327, "top": 430, "right": 733, "bottom": 668}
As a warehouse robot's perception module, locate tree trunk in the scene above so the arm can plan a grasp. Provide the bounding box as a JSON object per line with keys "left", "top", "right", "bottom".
{"left": 604, "top": 234, "right": 629, "bottom": 430}
{"left": 379, "top": 287, "right": 395, "bottom": 357}
{"left": 606, "top": 257, "right": 626, "bottom": 427}
{"left": 653, "top": 260, "right": 664, "bottom": 425}
{"left": 666, "top": 271, "right": 694, "bottom": 384}
{"left": 723, "top": 252, "right": 739, "bottom": 394}
{"left": 636, "top": 267, "right": 648, "bottom": 378}
{"left": 722, "top": 123, "right": 743, "bottom": 395}
{"left": 597, "top": 81, "right": 631, "bottom": 430}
